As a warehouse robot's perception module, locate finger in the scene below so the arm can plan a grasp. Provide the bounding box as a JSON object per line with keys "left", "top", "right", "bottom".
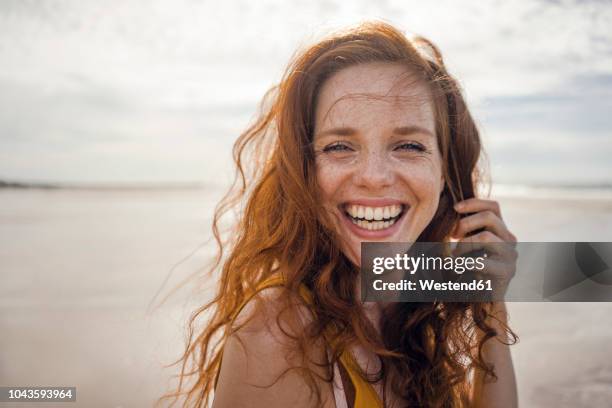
{"left": 454, "top": 198, "right": 502, "bottom": 219}
{"left": 453, "top": 237, "right": 517, "bottom": 260}
{"left": 453, "top": 233, "right": 501, "bottom": 258}
{"left": 452, "top": 239, "right": 518, "bottom": 281}
{"left": 452, "top": 211, "right": 514, "bottom": 242}
{"left": 457, "top": 230, "right": 504, "bottom": 248}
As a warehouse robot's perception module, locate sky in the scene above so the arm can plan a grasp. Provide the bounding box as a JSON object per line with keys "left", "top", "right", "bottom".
{"left": 0, "top": 0, "right": 611, "bottom": 186}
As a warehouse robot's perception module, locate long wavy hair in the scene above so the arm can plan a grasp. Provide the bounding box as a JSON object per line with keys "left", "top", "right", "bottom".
{"left": 164, "top": 21, "right": 516, "bottom": 407}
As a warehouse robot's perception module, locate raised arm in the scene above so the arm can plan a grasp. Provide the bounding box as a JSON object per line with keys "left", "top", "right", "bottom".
{"left": 453, "top": 198, "right": 518, "bottom": 407}
{"left": 470, "top": 302, "right": 518, "bottom": 408}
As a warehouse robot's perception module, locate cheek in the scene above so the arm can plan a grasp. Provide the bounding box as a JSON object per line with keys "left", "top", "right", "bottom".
{"left": 315, "top": 159, "right": 347, "bottom": 203}
{"left": 400, "top": 160, "right": 443, "bottom": 208}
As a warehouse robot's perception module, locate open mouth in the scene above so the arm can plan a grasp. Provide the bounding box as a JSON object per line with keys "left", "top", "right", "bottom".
{"left": 343, "top": 203, "right": 406, "bottom": 231}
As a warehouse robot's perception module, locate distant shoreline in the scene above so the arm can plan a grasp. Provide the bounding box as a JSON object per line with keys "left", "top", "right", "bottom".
{"left": 0, "top": 180, "right": 208, "bottom": 191}
{"left": 2, "top": 179, "right": 612, "bottom": 198}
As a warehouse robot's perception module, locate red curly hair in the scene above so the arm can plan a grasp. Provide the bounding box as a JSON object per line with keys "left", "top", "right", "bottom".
{"left": 164, "top": 20, "right": 516, "bottom": 407}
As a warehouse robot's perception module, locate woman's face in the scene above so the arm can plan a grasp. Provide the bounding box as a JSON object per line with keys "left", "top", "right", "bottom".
{"left": 314, "top": 62, "right": 445, "bottom": 265}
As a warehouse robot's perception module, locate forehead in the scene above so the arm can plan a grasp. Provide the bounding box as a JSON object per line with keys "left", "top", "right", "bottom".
{"left": 315, "top": 63, "right": 435, "bottom": 130}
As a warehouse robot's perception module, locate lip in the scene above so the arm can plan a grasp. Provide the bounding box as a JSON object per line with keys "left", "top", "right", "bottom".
{"left": 339, "top": 200, "right": 409, "bottom": 239}
{"left": 341, "top": 198, "right": 405, "bottom": 207}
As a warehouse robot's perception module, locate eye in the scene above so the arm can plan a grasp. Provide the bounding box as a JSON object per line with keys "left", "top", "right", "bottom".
{"left": 323, "top": 142, "right": 353, "bottom": 153}
{"left": 394, "top": 142, "right": 427, "bottom": 153}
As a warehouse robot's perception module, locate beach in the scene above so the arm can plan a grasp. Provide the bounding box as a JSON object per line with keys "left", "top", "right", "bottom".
{"left": 1, "top": 186, "right": 611, "bottom": 407}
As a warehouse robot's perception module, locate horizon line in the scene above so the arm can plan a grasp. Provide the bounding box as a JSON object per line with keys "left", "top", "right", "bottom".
{"left": 2, "top": 178, "right": 612, "bottom": 191}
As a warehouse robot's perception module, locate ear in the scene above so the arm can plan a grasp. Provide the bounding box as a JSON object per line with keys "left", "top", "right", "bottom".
{"left": 439, "top": 175, "right": 445, "bottom": 195}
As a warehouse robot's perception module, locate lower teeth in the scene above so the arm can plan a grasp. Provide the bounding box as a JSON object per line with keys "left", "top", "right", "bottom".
{"left": 351, "top": 218, "right": 397, "bottom": 231}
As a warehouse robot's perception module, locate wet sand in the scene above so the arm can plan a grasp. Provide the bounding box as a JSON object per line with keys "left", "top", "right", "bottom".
{"left": 1, "top": 188, "right": 611, "bottom": 407}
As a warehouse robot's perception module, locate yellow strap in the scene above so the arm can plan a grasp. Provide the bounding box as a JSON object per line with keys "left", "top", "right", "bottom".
{"left": 339, "top": 350, "right": 383, "bottom": 407}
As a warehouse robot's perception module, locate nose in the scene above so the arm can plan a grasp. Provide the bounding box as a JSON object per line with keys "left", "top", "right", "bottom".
{"left": 353, "top": 149, "right": 395, "bottom": 190}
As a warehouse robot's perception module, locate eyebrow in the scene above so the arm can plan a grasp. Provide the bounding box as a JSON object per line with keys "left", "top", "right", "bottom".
{"left": 315, "top": 125, "right": 434, "bottom": 138}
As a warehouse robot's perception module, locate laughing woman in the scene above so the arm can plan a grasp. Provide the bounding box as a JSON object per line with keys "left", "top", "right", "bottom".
{"left": 170, "top": 21, "right": 518, "bottom": 408}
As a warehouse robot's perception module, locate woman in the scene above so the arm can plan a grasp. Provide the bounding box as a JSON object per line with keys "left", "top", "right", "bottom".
{"left": 170, "top": 21, "right": 518, "bottom": 407}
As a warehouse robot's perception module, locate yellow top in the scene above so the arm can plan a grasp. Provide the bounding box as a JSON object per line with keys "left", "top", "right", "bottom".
{"left": 217, "top": 274, "right": 383, "bottom": 408}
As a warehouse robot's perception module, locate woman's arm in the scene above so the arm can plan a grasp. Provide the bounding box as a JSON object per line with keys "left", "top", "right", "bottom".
{"left": 212, "top": 288, "right": 336, "bottom": 408}
{"left": 470, "top": 302, "right": 518, "bottom": 408}
{"left": 453, "top": 198, "right": 518, "bottom": 408}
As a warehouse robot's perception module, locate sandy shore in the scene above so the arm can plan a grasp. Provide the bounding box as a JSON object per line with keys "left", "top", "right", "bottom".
{"left": 1, "top": 187, "right": 611, "bottom": 407}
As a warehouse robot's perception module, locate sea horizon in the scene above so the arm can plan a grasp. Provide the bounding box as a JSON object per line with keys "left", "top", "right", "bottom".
{"left": 3, "top": 178, "right": 612, "bottom": 200}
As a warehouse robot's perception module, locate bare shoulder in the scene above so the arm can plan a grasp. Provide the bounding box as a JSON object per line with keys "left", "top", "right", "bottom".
{"left": 212, "top": 285, "right": 336, "bottom": 408}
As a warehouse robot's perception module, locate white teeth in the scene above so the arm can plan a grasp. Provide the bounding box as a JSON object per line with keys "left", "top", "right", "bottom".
{"left": 373, "top": 207, "right": 383, "bottom": 220}
{"left": 346, "top": 204, "right": 403, "bottom": 220}
{"left": 352, "top": 217, "right": 397, "bottom": 231}
{"left": 357, "top": 206, "right": 365, "bottom": 219}
{"left": 345, "top": 203, "right": 405, "bottom": 232}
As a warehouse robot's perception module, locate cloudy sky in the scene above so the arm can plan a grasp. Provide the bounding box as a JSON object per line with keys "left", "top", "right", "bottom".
{"left": 0, "top": 0, "right": 611, "bottom": 185}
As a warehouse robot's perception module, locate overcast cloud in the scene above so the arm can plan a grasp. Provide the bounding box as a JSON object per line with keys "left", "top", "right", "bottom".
{"left": 0, "top": 0, "right": 611, "bottom": 185}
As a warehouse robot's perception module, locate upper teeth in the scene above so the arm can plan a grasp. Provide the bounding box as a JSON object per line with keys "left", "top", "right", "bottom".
{"left": 346, "top": 204, "right": 402, "bottom": 221}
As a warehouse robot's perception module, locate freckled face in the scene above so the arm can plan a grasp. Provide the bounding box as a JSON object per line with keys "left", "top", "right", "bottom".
{"left": 313, "top": 63, "right": 445, "bottom": 265}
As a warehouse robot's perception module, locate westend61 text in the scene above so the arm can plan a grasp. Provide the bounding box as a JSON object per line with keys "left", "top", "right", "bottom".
{"left": 373, "top": 279, "right": 493, "bottom": 291}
